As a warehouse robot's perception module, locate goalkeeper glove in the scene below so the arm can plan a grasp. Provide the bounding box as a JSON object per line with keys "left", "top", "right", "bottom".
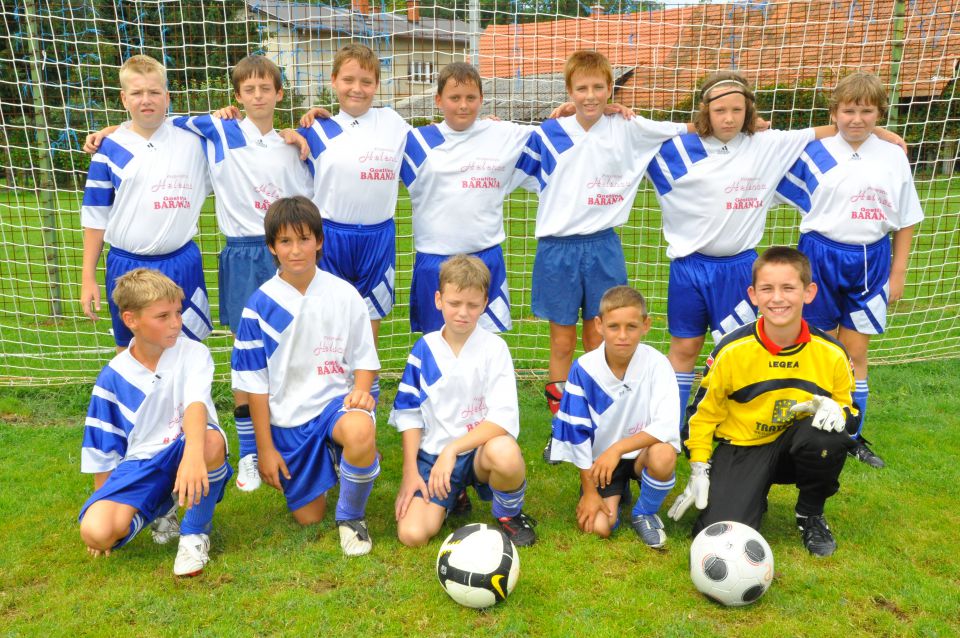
{"left": 667, "top": 461, "right": 710, "bottom": 521}
{"left": 789, "top": 395, "right": 846, "bottom": 433}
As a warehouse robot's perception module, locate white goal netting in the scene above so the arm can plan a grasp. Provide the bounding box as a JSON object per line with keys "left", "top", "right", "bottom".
{"left": 1, "top": 0, "right": 958, "bottom": 385}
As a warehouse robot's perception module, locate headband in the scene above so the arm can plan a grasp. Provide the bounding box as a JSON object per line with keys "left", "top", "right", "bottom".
{"left": 702, "top": 79, "right": 754, "bottom": 103}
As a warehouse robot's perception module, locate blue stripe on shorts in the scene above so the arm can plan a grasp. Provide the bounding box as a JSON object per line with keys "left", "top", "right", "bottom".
{"left": 319, "top": 218, "right": 396, "bottom": 319}
{"left": 667, "top": 250, "right": 757, "bottom": 343}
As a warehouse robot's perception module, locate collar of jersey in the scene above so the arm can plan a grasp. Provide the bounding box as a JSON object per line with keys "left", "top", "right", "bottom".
{"left": 755, "top": 316, "right": 811, "bottom": 355}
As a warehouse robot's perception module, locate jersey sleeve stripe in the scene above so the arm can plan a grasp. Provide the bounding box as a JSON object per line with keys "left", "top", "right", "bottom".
{"left": 680, "top": 133, "right": 708, "bottom": 163}
{"left": 419, "top": 124, "right": 445, "bottom": 149}
{"left": 776, "top": 174, "right": 812, "bottom": 212}
{"left": 80, "top": 447, "right": 122, "bottom": 474}
{"left": 404, "top": 130, "right": 427, "bottom": 167}
{"left": 98, "top": 138, "right": 134, "bottom": 169}
{"left": 96, "top": 367, "right": 146, "bottom": 414}
{"left": 540, "top": 118, "right": 574, "bottom": 154}
{"left": 86, "top": 160, "right": 113, "bottom": 182}
{"left": 231, "top": 344, "right": 267, "bottom": 372}
{"left": 222, "top": 119, "right": 247, "bottom": 149}
{"left": 804, "top": 140, "right": 838, "bottom": 174}
{"left": 318, "top": 117, "right": 344, "bottom": 139}
{"left": 399, "top": 158, "right": 415, "bottom": 187}
{"left": 658, "top": 137, "right": 689, "bottom": 181}
{"left": 301, "top": 125, "right": 327, "bottom": 160}
{"left": 646, "top": 157, "right": 672, "bottom": 195}
{"left": 82, "top": 186, "right": 115, "bottom": 208}
{"left": 191, "top": 115, "right": 226, "bottom": 163}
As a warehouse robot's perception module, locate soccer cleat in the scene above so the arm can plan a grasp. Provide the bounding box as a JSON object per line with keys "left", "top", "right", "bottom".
{"left": 337, "top": 519, "right": 373, "bottom": 556}
{"left": 797, "top": 514, "right": 837, "bottom": 557}
{"left": 150, "top": 504, "right": 180, "bottom": 545}
{"left": 450, "top": 489, "right": 473, "bottom": 517}
{"left": 497, "top": 512, "right": 538, "bottom": 547}
{"left": 544, "top": 381, "right": 564, "bottom": 415}
{"left": 173, "top": 533, "right": 210, "bottom": 577}
{"left": 235, "top": 453, "right": 262, "bottom": 492}
{"left": 631, "top": 513, "right": 667, "bottom": 549}
{"left": 849, "top": 437, "right": 885, "bottom": 469}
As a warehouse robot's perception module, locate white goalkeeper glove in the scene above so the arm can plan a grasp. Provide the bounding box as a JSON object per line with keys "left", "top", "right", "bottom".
{"left": 789, "top": 395, "right": 846, "bottom": 433}
{"left": 667, "top": 461, "right": 710, "bottom": 521}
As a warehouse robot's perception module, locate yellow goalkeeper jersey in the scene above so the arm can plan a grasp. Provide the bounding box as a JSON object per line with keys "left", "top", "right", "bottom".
{"left": 686, "top": 318, "right": 857, "bottom": 464}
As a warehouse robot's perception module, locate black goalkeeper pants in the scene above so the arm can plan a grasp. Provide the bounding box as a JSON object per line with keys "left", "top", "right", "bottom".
{"left": 692, "top": 417, "right": 855, "bottom": 535}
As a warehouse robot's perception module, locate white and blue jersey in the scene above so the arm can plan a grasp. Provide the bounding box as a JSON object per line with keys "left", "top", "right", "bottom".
{"left": 81, "top": 336, "right": 223, "bottom": 474}
{"left": 389, "top": 327, "right": 519, "bottom": 456}
{"left": 231, "top": 267, "right": 380, "bottom": 428}
{"left": 402, "top": 119, "right": 532, "bottom": 254}
{"left": 299, "top": 108, "right": 409, "bottom": 226}
{"left": 81, "top": 121, "right": 211, "bottom": 255}
{"left": 171, "top": 115, "right": 313, "bottom": 237}
{"left": 646, "top": 129, "right": 814, "bottom": 259}
{"left": 776, "top": 134, "right": 924, "bottom": 244}
{"left": 549, "top": 343, "right": 681, "bottom": 470}
{"left": 514, "top": 114, "right": 686, "bottom": 238}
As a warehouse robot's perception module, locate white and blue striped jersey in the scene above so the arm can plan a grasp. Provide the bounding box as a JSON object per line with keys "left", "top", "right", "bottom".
{"left": 172, "top": 115, "right": 313, "bottom": 238}
{"left": 776, "top": 134, "right": 924, "bottom": 244}
{"left": 81, "top": 336, "right": 221, "bottom": 474}
{"left": 231, "top": 267, "right": 380, "bottom": 428}
{"left": 299, "top": 108, "right": 409, "bottom": 226}
{"left": 549, "top": 343, "right": 681, "bottom": 469}
{"left": 402, "top": 120, "right": 533, "bottom": 254}
{"left": 80, "top": 121, "right": 211, "bottom": 255}
{"left": 514, "top": 115, "right": 686, "bottom": 238}
{"left": 646, "top": 129, "right": 814, "bottom": 259}
{"left": 389, "top": 327, "right": 519, "bottom": 456}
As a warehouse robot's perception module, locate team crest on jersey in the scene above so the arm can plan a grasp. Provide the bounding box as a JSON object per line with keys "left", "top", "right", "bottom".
{"left": 771, "top": 399, "right": 796, "bottom": 425}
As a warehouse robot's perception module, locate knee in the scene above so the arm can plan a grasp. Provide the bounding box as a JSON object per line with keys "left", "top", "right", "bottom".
{"left": 645, "top": 443, "right": 677, "bottom": 479}
{"left": 397, "top": 521, "right": 432, "bottom": 548}
{"left": 80, "top": 510, "right": 125, "bottom": 551}
{"left": 550, "top": 331, "right": 577, "bottom": 356}
{"left": 338, "top": 417, "right": 376, "bottom": 454}
{"left": 204, "top": 429, "right": 227, "bottom": 468}
{"left": 292, "top": 496, "right": 327, "bottom": 526}
{"left": 480, "top": 436, "right": 525, "bottom": 477}
{"left": 669, "top": 337, "right": 703, "bottom": 367}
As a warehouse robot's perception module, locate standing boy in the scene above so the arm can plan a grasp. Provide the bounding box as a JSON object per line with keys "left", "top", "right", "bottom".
{"left": 79, "top": 268, "right": 231, "bottom": 576}
{"left": 549, "top": 286, "right": 680, "bottom": 547}
{"left": 776, "top": 72, "right": 924, "bottom": 468}
{"left": 513, "top": 50, "right": 688, "bottom": 419}
{"left": 80, "top": 55, "right": 213, "bottom": 348}
{"left": 231, "top": 196, "right": 381, "bottom": 556}
{"left": 299, "top": 43, "right": 410, "bottom": 346}
{"left": 390, "top": 255, "right": 536, "bottom": 547}
{"left": 669, "top": 247, "right": 858, "bottom": 557}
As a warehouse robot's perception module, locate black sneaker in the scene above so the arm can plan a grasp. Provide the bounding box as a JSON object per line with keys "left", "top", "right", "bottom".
{"left": 849, "top": 437, "right": 885, "bottom": 469}
{"left": 450, "top": 489, "right": 473, "bottom": 517}
{"left": 497, "top": 512, "right": 538, "bottom": 547}
{"left": 797, "top": 514, "right": 836, "bottom": 557}
{"left": 542, "top": 435, "right": 560, "bottom": 465}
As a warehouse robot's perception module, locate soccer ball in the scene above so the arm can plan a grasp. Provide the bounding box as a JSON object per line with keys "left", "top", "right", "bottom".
{"left": 436, "top": 523, "right": 520, "bottom": 609}
{"left": 690, "top": 521, "right": 774, "bottom": 607}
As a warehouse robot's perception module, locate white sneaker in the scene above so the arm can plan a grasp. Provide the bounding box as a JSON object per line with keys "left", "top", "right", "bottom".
{"left": 173, "top": 533, "right": 210, "bottom": 577}
{"left": 337, "top": 519, "right": 372, "bottom": 556}
{"left": 150, "top": 505, "right": 180, "bottom": 545}
{"left": 235, "top": 454, "right": 262, "bottom": 492}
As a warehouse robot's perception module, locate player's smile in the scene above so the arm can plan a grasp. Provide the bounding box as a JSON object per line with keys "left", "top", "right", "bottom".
{"left": 568, "top": 70, "right": 612, "bottom": 130}
{"left": 748, "top": 262, "right": 817, "bottom": 330}
{"left": 332, "top": 59, "right": 378, "bottom": 118}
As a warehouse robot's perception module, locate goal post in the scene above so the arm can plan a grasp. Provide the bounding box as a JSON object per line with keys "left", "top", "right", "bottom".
{"left": 0, "top": 0, "right": 957, "bottom": 386}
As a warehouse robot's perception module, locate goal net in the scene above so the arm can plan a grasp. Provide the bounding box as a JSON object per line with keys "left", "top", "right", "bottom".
{"left": 1, "top": 0, "right": 958, "bottom": 385}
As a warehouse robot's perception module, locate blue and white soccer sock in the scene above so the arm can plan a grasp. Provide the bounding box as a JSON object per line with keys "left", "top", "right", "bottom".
{"left": 632, "top": 469, "right": 676, "bottom": 517}
{"left": 115, "top": 511, "right": 148, "bottom": 548}
{"left": 676, "top": 372, "right": 695, "bottom": 437}
{"left": 234, "top": 405, "right": 256, "bottom": 459}
{"left": 336, "top": 457, "right": 381, "bottom": 521}
{"left": 852, "top": 379, "right": 869, "bottom": 438}
{"left": 181, "top": 462, "right": 230, "bottom": 536}
{"left": 491, "top": 481, "right": 526, "bottom": 519}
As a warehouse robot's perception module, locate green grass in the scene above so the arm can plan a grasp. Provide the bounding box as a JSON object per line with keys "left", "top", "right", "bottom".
{"left": 3, "top": 176, "right": 960, "bottom": 384}
{"left": 1, "top": 362, "right": 959, "bottom": 637}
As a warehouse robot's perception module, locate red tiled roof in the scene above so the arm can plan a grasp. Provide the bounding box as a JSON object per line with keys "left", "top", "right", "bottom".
{"left": 478, "top": 1, "right": 960, "bottom": 111}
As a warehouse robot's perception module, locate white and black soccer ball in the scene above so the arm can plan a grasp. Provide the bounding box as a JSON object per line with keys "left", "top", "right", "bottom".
{"left": 436, "top": 523, "right": 520, "bottom": 609}
{"left": 690, "top": 520, "right": 774, "bottom": 607}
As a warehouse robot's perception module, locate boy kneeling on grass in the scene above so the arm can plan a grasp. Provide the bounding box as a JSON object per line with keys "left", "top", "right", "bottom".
{"left": 548, "top": 285, "right": 681, "bottom": 548}
{"left": 79, "top": 268, "right": 231, "bottom": 577}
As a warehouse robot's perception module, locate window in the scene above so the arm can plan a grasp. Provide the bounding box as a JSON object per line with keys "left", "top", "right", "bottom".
{"left": 409, "top": 59, "right": 435, "bottom": 84}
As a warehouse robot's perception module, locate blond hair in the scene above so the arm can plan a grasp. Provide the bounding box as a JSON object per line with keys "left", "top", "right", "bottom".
{"left": 830, "top": 72, "right": 888, "bottom": 119}
{"left": 438, "top": 254, "right": 490, "bottom": 297}
{"left": 598, "top": 285, "right": 648, "bottom": 318}
{"left": 564, "top": 50, "right": 613, "bottom": 91}
{"left": 232, "top": 54, "right": 283, "bottom": 93}
{"left": 694, "top": 70, "right": 757, "bottom": 138}
{"left": 119, "top": 54, "right": 167, "bottom": 90}
{"left": 332, "top": 43, "right": 380, "bottom": 83}
{"left": 111, "top": 268, "right": 184, "bottom": 314}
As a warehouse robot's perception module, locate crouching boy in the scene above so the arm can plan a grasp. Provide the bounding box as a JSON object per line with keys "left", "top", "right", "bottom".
{"left": 79, "top": 268, "right": 231, "bottom": 577}
{"left": 390, "top": 255, "right": 537, "bottom": 547}
{"left": 548, "top": 286, "right": 681, "bottom": 548}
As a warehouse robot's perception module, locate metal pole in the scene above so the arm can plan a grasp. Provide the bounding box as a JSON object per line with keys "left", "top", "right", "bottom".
{"left": 23, "top": 0, "right": 62, "bottom": 318}
{"left": 886, "top": 0, "right": 905, "bottom": 133}
{"left": 469, "top": 0, "right": 480, "bottom": 67}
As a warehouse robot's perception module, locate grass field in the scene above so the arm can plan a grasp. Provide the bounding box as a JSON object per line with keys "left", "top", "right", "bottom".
{"left": 2, "top": 176, "right": 959, "bottom": 384}
{"left": 1, "top": 360, "right": 958, "bottom": 637}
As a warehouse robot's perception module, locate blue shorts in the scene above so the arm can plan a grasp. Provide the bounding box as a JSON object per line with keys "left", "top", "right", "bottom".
{"left": 415, "top": 449, "right": 494, "bottom": 511}
{"left": 106, "top": 242, "right": 212, "bottom": 347}
{"left": 77, "top": 428, "right": 232, "bottom": 547}
{"left": 409, "top": 245, "right": 513, "bottom": 334}
{"left": 668, "top": 250, "right": 757, "bottom": 343}
{"left": 532, "top": 229, "right": 627, "bottom": 325}
{"left": 270, "top": 396, "right": 373, "bottom": 512}
{"left": 799, "top": 232, "right": 891, "bottom": 334}
{"left": 319, "top": 218, "right": 396, "bottom": 319}
{"left": 218, "top": 236, "right": 275, "bottom": 334}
